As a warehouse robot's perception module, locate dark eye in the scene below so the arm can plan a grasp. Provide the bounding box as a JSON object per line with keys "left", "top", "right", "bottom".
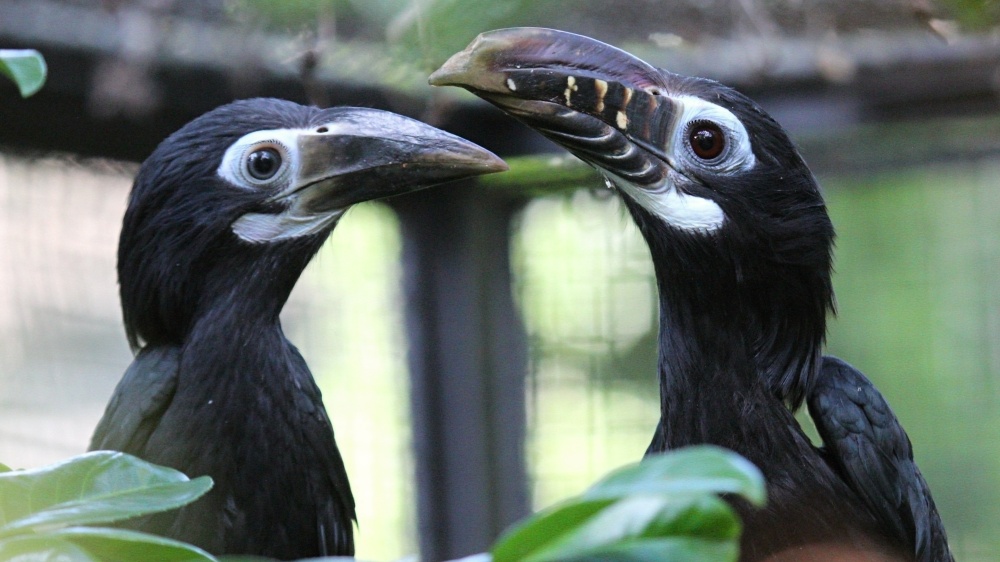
{"left": 688, "top": 122, "right": 726, "bottom": 160}
{"left": 246, "top": 148, "right": 282, "bottom": 181}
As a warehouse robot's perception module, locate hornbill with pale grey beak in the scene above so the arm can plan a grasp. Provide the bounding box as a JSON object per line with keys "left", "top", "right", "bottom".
{"left": 431, "top": 28, "right": 952, "bottom": 562}
{"left": 89, "top": 98, "right": 506, "bottom": 559}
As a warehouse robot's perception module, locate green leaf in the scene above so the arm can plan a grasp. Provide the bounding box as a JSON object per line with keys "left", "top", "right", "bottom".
{"left": 0, "top": 534, "right": 99, "bottom": 562}
{"left": 51, "top": 526, "right": 216, "bottom": 562}
{"left": 492, "top": 494, "right": 739, "bottom": 562}
{"left": 0, "top": 462, "right": 11, "bottom": 473}
{"left": 0, "top": 49, "right": 47, "bottom": 97}
{"left": 586, "top": 446, "right": 766, "bottom": 506}
{"left": 218, "top": 558, "right": 361, "bottom": 562}
{"left": 559, "top": 536, "right": 737, "bottom": 562}
{"left": 492, "top": 446, "right": 763, "bottom": 562}
{"left": 492, "top": 498, "right": 615, "bottom": 561}
{"left": 0, "top": 451, "right": 212, "bottom": 535}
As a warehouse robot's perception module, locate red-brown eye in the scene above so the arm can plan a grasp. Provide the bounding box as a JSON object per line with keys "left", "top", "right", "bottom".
{"left": 688, "top": 122, "right": 725, "bottom": 160}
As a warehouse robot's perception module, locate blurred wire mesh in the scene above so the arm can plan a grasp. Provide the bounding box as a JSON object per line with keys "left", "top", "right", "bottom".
{"left": 0, "top": 154, "right": 417, "bottom": 559}
{"left": 512, "top": 191, "right": 660, "bottom": 507}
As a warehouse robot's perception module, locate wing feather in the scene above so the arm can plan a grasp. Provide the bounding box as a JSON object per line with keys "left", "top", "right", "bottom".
{"left": 809, "top": 356, "right": 953, "bottom": 562}
{"left": 89, "top": 346, "right": 180, "bottom": 454}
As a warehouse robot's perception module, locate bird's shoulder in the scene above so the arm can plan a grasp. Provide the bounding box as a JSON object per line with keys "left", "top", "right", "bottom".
{"left": 89, "top": 345, "right": 181, "bottom": 454}
{"left": 808, "top": 355, "right": 952, "bottom": 562}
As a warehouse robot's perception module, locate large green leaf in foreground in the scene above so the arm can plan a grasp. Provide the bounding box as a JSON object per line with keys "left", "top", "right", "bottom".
{"left": 0, "top": 450, "right": 212, "bottom": 533}
{"left": 491, "top": 446, "right": 764, "bottom": 562}
{"left": 0, "top": 49, "right": 46, "bottom": 97}
{"left": 0, "top": 451, "right": 214, "bottom": 561}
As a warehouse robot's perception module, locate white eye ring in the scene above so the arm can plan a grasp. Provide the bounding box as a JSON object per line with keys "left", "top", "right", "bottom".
{"left": 673, "top": 95, "right": 755, "bottom": 174}
{"left": 218, "top": 128, "right": 303, "bottom": 191}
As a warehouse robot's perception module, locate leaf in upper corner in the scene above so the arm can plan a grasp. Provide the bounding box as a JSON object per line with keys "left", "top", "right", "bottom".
{"left": 0, "top": 450, "right": 212, "bottom": 535}
{"left": 0, "top": 49, "right": 47, "bottom": 97}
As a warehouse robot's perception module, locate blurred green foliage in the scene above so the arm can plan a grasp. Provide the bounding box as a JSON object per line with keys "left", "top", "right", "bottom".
{"left": 939, "top": 0, "right": 1000, "bottom": 30}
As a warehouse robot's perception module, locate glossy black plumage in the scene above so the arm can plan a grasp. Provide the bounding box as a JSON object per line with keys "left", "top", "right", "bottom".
{"left": 810, "top": 357, "right": 952, "bottom": 562}
{"left": 432, "top": 28, "right": 952, "bottom": 561}
{"left": 90, "top": 98, "right": 505, "bottom": 559}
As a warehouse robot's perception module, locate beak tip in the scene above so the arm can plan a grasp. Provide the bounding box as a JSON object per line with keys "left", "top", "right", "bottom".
{"left": 429, "top": 50, "right": 467, "bottom": 84}
{"left": 487, "top": 154, "right": 510, "bottom": 173}
{"left": 429, "top": 33, "right": 484, "bottom": 87}
{"left": 429, "top": 32, "right": 514, "bottom": 92}
{"left": 427, "top": 68, "right": 452, "bottom": 87}
{"left": 464, "top": 149, "right": 508, "bottom": 175}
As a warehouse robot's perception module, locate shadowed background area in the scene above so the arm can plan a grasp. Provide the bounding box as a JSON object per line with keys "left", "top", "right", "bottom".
{"left": 1, "top": 1, "right": 999, "bottom": 560}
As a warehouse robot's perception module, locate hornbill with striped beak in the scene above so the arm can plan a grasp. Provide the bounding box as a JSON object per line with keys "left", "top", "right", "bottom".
{"left": 431, "top": 28, "right": 952, "bottom": 562}
{"left": 89, "top": 98, "right": 506, "bottom": 559}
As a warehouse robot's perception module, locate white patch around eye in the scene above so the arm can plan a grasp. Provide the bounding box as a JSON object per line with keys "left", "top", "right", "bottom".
{"left": 217, "top": 128, "right": 300, "bottom": 191}
{"left": 220, "top": 124, "right": 349, "bottom": 243}
{"left": 611, "top": 172, "right": 725, "bottom": 232}
{"left": 673, "top": 95, "right": 755, "bottom": 174}
{"left": 217, "top": 124, "right": 352, "bottom": 192}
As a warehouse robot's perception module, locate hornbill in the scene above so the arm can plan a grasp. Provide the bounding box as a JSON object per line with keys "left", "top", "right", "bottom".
{"left": 431, "top": 28, "right": 952, "bottom": 562}
{"left": 89, "top": 98, "right": 506, "bottom": 559}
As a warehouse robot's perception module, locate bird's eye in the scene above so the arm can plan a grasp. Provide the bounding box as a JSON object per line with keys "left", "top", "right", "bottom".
{"left": 688, "top": 122, "right": 726, "bottom": 161}
{"left": 246, "top": 148, "right": 283, "bottom": 181}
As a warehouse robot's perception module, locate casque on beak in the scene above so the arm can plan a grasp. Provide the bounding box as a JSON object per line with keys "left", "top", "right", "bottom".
{"left": 429, "top": 27, "right": 685, "bottom": 188}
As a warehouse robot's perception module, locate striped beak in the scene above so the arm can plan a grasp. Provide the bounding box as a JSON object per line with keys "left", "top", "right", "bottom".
{"left": 429, "top": 27, "right": 677, "bottom": 189}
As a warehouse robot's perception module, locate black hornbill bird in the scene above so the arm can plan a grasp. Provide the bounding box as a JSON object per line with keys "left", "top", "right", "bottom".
{"left": 431, "top": 28, "right": 952, "bottom": 562}
{"left": 89, "top": 98, "right": 506, "bottom": 559}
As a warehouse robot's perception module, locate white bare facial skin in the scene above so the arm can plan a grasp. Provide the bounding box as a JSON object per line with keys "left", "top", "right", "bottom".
{"left": 612, "top": 171, "right": 726, "bottom": 232}
{"left": 671, "top": 95, "right": 755, "bottom": 175}
{"left": 231, "top": 208, "right": 344, "bottom": 243}
{"left": 615, "top": 95, "right": 755, "bottom": 233}
{"left": 218, "top": 125, "right": 348, "bottom": 243}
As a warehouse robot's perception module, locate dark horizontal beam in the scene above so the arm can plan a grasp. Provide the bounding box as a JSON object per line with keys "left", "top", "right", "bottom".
{"left": 3, "top": 0, "right": 1000, "bottom": 165}
{"left": 0, "top": 48, "right": 404, "bottom": 162}
{"left": 0, "top": 0, "right": 425, "bottom": 162}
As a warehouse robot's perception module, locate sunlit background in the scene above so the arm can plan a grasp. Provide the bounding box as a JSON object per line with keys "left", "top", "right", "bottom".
{"left": 2, "top": 1, "right": 999, "bottom": 560}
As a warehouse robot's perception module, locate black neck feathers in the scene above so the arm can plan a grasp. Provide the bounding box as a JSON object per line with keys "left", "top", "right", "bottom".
{"left": 622, "top": 195, "right": 831, "bottom": 455}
